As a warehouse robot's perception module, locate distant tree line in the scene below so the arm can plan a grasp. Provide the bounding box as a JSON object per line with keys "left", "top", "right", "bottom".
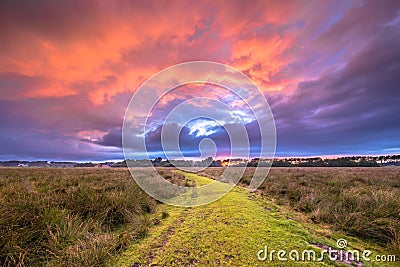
{"left": 270, "top": 157, "right": 380, "bottom": 167}
{"left": 2, "top": 155, "right": 399, "bottom": 168}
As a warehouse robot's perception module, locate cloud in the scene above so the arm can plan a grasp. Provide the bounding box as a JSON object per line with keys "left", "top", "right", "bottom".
{"left": 1, "top": 0, "right": 400, "bottom": 160}
{"left": 82, "top": 127, "right": 122, "bottom": 148}
{"left": 0, "top": 72, "right": 75, "bottom": 99}
{"left": 272, "top": 24, "right": 400, "bottom": 155}
{"left": 139, "top": 118, "right": 269, "bottom": 159}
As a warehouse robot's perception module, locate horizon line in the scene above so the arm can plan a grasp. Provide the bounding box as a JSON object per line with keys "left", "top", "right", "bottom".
{"left": 1, "top": 153, "right": 400, "bottom": 163}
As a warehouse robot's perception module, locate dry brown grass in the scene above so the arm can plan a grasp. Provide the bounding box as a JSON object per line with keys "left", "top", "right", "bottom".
{"left": 0, "top": 168, "right": 157, "bottom": 267}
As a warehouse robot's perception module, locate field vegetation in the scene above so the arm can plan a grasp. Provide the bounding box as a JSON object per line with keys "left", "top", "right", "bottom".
{"left": 1, "top": 167, "right": 398, "bottom": 266}
{"left": 199, "top": 167, "right": 400, "bottom": 256}
{"left": 0, "top": 168, "right": 161, "bottom": 266}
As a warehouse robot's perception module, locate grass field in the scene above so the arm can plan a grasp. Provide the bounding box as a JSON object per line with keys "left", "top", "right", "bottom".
{"left": 0, "top": 168, "right": 158, "bottom": 266}
{"left": 0, "top": 167, "right": 399, "bottom": 266}
{"left": 111, "top": 170, "right": 397, "bottom": 266}
{"left": 199, "top": 167, "right": 400, "bottom": 257}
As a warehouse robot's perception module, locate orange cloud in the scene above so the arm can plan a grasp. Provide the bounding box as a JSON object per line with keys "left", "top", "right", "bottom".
{"left": 0, "top": 0, "right": 345, "bottom": 105}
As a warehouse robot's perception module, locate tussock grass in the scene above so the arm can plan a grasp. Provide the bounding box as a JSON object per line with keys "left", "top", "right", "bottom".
{"left": 0, "top": 168, "right": 157, "bottom": 267}
{"left": 157, "top": 169, "right": 188, "bottom": 187}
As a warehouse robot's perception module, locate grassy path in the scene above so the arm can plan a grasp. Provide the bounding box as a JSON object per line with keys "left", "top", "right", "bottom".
{"left": 109, "top": 172, "right": 394, "bottom": 266}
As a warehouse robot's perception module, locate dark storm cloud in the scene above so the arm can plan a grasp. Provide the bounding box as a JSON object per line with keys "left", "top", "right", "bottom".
{"left": 83, "top": 127, "right": 123, "bottom": 148}
{"left": 0, "top": 91, "right": 130, "bottom": 160}
{"left": 272, "top": 25, "right": 400, "bottom": 155}
{"left": 317, "top": 0, "right": 400, "bottom": 47}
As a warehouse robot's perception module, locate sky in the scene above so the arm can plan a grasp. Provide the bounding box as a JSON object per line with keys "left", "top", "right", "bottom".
{"left": 0, "top": 0, "right": 400, "bottom": 161}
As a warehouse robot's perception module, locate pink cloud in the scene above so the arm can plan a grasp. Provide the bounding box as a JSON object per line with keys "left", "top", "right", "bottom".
{"left": 1, "top": 0, "right": 399, "bottom": 159}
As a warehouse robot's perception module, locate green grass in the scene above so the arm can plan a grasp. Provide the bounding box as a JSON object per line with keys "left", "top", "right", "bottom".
{"left": 180, "top": 171, "right": 214, "bottom": 186}
{"left": 199, "top": 167, "right": 400, "bottom": 257}
{"left": 110, "top": 172, "right": 396, "bottom": 266}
